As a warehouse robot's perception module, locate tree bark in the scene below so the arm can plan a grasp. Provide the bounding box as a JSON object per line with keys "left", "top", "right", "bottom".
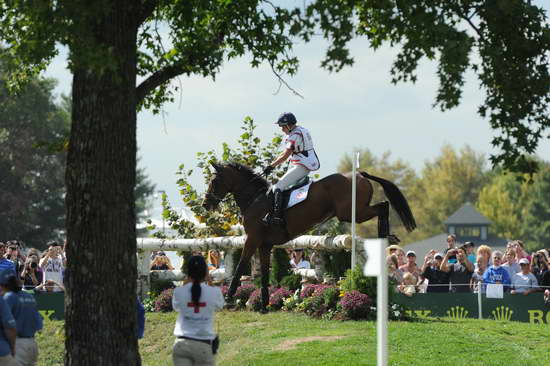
{"left": 65, "top": 2, "right": 140, "bottom": 365}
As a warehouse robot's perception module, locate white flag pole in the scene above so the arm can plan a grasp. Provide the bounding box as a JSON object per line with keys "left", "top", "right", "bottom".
{"left": 363, "top": 238, "right": 389, "bottom": 366}
{"left": 377, "top": 238, "right": 388, "bottom": 366}
{"left": 351, "top": 151, "right": 359, "bottom": 269}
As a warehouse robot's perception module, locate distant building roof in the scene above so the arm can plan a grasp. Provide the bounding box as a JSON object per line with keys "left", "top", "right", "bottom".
{"left": 444, "top": 203, "right": 491, "bottom": 225}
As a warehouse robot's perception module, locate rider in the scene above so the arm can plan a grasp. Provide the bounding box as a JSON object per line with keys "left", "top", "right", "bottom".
{"left": 262, "top": 112, "right": 320, "bottom": 225}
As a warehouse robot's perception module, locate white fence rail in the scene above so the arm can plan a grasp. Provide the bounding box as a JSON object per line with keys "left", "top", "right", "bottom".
{"left": 137, "top": 234, "right": 362, "bottom": 298}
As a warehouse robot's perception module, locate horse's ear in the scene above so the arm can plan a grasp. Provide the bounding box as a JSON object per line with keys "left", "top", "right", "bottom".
{"left": 210, "top": 161, "right": 222, "bottom": 173}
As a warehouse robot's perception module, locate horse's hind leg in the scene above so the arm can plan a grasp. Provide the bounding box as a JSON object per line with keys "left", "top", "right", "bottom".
{"left": 354, "top": 201, "right": 390, "bottom": 238}
{"left": 259, "top": 246, "right": 272, "bottom": 313}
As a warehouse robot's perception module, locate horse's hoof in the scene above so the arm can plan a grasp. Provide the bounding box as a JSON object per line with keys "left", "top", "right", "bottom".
{"left": 387, "top": 234, "right": 400, "bottom": 244}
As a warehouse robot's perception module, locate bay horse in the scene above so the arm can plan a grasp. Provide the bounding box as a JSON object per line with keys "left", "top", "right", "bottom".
{"left": 202, "top": 162, "right": 416, "bottom": 311}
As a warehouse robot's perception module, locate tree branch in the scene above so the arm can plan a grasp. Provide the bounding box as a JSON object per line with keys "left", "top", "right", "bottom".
{"left": 270, "top": 62, "right": 304, "bottom": 99}
{"left": 136, "top": 64, "right": 187, "bottom": 104}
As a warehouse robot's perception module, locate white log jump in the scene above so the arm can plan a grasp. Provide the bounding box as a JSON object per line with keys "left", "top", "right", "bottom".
{"left": 137, "top": 234, "right": 354, "bottom": 298}
{"left": 137, "top": 234, "right": 352, "bottom": 251}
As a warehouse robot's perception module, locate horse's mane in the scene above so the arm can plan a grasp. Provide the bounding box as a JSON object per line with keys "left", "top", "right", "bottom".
{"left": 225, "top": 162, "right": 269, "bottom": 191}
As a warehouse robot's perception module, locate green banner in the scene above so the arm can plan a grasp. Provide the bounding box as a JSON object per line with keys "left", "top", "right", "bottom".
{"left": 33, "top": 292, "right": 65, "bottom": 320}
{"left": 395, "top": 293, "right": 550, "bottom": 324}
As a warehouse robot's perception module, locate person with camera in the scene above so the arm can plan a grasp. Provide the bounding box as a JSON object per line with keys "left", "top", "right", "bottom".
{"left": 39, "top": 242, "right": 64, "bottom": 287}
{"left": 20, "top": 256, "right": 43, "bottom": 291}
{"left": 530, "top": 250, "right": 549, "bottom": 284}
{"left": 0, "top": 269, "right": 43, "bottom": 366}
{"left": 172, "top": 256, "right": 224, "bottom": 366}
{"left": 420, "top": 250, "right": 450, "bottom": 293}
{"left": 5, "top": 242, "right": 25, "bottom": 277}
{"left": 441, "top": 246, "right": 474, "bottom": 293}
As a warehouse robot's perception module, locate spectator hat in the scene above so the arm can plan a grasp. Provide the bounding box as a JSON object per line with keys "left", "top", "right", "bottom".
{"left": 294, "top": 248, "right": 304, "bottom": 252}
{"left": 465, "top": 241, "right": 475, "bottom": 247}
{"left": 434, "top": 253, "right": 444, "bottom": 259}
{"left": 519, "top": 258, "right": 529, "bottom": 265}
{"left": 0, "top": 269, "right": 17, "bottom": 285}
{"left": 406, "top": 250, "right": 416, "bottom": 257}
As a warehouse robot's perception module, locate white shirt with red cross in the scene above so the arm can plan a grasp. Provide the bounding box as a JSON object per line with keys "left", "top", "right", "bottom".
{"left": 172, "top": 282, "right": 224, "bottom": 340}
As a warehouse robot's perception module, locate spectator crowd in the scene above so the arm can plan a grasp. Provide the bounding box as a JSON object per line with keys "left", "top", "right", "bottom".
{"left": 0, "top": 240, "right": 67, "bottom": 293}
{"left": 387, "top": 235, "right": 550, "bottom": 303}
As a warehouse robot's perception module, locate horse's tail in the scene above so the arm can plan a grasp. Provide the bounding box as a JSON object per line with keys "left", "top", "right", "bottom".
{"left": 360, "top": 172, "right": 417, "bottom": 232}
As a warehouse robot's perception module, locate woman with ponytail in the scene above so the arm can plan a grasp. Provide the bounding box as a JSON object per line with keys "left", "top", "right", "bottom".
{"left": 172, "top": 255, "right": 224, "bottom": 366}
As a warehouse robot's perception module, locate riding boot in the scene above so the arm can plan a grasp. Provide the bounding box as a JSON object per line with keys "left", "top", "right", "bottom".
{"left": 271, "top": 188, "right": 285, "bottom": 225}
{"left": 262, "top": 189, "right": 285, "bottom": 226}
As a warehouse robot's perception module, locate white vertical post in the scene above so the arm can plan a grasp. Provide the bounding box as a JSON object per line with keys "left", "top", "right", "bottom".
{"left": 377, "top": 238, "right": 388, "bottom": 366}
{"left": 351, "top": 151, "right": 360, "bottom": 269}
{"left": 477, "top": 282, "right": 483, "bottom": 319}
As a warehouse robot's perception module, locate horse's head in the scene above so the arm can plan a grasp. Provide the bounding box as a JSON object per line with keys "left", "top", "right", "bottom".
{"left": 202, "top": 162, "right": 231, "bottom": 210}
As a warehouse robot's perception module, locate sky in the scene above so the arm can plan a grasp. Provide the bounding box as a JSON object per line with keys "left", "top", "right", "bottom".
{"left": 44, "top": 9, "right": 549, "bottom": 222}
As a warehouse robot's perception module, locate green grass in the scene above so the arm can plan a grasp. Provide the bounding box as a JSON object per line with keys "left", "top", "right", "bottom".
{"left": 38, "top": 311, "right": 550, "bottom": 366}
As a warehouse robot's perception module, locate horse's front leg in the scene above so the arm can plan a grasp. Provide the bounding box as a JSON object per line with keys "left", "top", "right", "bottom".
{"left": 226, "top": 237, "right": 259, "bottom": 303}
{"left": 259, "top": 246, "right": 272, "bottom": 314}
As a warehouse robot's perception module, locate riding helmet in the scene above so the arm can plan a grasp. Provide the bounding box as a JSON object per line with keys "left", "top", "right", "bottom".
{"left": 275, "top": 112, "right": 297, "bottom": 126}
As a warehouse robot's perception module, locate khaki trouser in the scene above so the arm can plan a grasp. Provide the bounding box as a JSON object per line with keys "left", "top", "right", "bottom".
{"left": 15, "top": 338, "right": 38, "bottom": 366}
{"left": 172, "top": 338, "right": 215, "bottom": 366}
{"left": 0, "top": 354, "right": 16, "bottom": 366}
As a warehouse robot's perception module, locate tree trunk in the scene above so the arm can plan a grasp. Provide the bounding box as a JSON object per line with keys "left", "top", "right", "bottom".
{"left": 64, "top": 2, "right": 140, "bottom": 365}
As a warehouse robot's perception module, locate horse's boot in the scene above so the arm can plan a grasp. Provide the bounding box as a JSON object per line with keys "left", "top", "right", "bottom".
{"left": 262, "top": 188, "right": 285, "bottom": 226}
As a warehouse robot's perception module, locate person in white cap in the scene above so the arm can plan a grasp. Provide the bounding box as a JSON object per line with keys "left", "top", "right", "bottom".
{"left": 510, "top": 258, "right": 539, "bottom": 295}
{"left": 399, "top": 250, "right": 420, "bottom": 281}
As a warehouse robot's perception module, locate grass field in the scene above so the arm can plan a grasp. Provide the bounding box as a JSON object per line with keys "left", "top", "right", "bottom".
{"left": 37, "top": 311, "right": 550, "bottom": 366}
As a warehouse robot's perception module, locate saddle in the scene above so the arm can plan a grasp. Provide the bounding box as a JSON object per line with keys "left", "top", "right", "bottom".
{"left": 266, "top": 176, "right": 311, "bottom": 210}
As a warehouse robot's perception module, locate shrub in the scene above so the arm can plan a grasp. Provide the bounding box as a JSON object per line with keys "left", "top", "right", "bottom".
{"left": 298, "top": 295, "right": 324, "bottom": 315}
{"left": 339, "top": 290, "right": 372, "bottom": 320}
{"left": 321, "top": 286, "right": 340, "bottom": 309}
{"left": 234, "top": 284, "right": 257, "bottom": 307}
{"left": 281, "top": 291, "right": 301, "bottom": 311}
{"left": 300, "top": 284, "right": 317, "bottom": 298}
{"left": 340, "top": 267, "right": 376, "bottom": 298}
{"left": 142, "top": 296, "right": 156, "bottom": 312}
{"left": 220, "top": 285, "right": 229, "bottom": 297}
{"left": 150, "top": 279, "right": 175, "bottom": 297}
{"left": 247, "top": 287, "right": 273, "bottom": 312}
{"left": 154, "top": 288, "right": 174, "bottom": 312}
{"left": 271, "top": 248, "right": 291, "bottom": 285}
{"left": 269, "top": 287, "right": 293, "bottom": 310}
{"left": 279, "top": 273, "right": 302, "bottom": 291}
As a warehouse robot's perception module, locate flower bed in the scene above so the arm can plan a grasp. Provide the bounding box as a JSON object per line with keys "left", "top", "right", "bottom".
{"left": 142, "top": 268, "right": 411, "bottom": 322}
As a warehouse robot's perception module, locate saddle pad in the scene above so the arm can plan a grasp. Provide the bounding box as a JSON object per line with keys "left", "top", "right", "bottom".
{"left": 286, "top": 181, "right": 313, "bottom": 209}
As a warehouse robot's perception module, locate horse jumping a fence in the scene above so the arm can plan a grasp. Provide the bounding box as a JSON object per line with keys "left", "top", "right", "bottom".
{"left": 203, "top": 162, "right": 416, "bottom": 312}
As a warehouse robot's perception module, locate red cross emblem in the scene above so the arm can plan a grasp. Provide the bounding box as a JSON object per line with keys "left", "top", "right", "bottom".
{"left": 187, "top": 302, "right": 206, "bottom": 313}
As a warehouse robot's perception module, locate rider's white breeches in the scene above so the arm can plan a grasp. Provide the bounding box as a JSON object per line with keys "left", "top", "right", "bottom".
{"left": 273, "top": 164, "right": 309, "bottom": 191}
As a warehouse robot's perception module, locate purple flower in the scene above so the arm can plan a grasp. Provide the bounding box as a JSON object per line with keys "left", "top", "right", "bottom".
{"left": 339, "top": 290, "right": 372, "bottom": 320}
{"left": 234, "top": 284, "right": 257, "bottom": 302}
{"left": 269, "top": 287, "right": 293, "bottom": 309}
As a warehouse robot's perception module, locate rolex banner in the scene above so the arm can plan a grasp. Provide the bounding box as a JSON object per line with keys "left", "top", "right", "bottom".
{"left": 31, "top": 291, "right": 549, "bottom": 323}
{"left": 395, "top": 293, "right": 550, "bottom": 324}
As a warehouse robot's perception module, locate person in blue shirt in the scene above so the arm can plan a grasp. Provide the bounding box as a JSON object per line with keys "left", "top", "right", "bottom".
{"left": 0, "top": 243, "right": 16, "bottom": 274}
{"left": 0, "top": 269, "right": 43, "bottom": 366}
{"left": 0, "top": 291, "right": 16, "bottom": 365}
{"left": 137, "top": 298, "right": 145, "bottom": 366}
{"left": 483, "top": 250, "right": 512, "bottom": 292}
